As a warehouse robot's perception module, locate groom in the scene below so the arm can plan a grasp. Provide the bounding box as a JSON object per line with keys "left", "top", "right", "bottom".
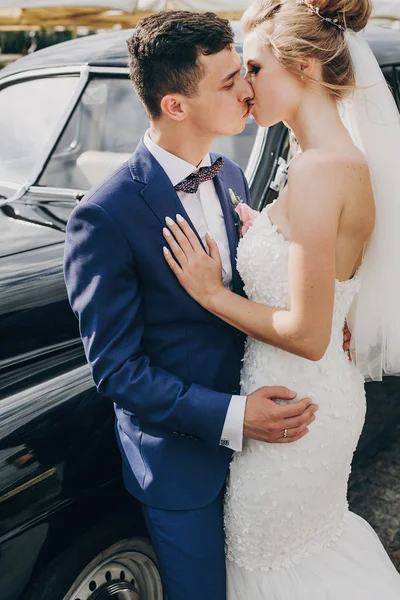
{"left": 64, "top": 11, "right": 318, "bottom": 600}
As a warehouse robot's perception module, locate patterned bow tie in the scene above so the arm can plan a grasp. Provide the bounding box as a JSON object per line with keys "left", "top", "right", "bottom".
{"left": 174, "top": 157, "right": 224, "bottom": 194}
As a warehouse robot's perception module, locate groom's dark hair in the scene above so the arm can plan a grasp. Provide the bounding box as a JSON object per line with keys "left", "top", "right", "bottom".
{"left": 127, "top": 11, "right": 235, "bottom": 119}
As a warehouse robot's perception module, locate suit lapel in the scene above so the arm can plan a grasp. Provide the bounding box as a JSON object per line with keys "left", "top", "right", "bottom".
{"left": 130, "top": 141, "right": 243, "bottom": 294}
{"left": 213, "top": 168, "right": 244, "bottom": 295}
{"left": 131, "top": 141, "right": 207, "bottom": 252}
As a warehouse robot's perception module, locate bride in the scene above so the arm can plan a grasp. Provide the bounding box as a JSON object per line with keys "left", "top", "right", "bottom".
{"left": 162, "top": 0, "right": 400, "bottom": 596}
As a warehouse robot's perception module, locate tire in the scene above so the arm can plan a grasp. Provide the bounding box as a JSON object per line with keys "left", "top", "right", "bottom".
{"left": 24, "top": 520, "right": 164, "bottom": 600}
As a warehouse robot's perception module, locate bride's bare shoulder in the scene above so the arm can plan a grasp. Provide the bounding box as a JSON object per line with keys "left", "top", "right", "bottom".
{"left": 287, "top": 148, "right": 375, "bottom": 235}
{"left": 286, "top": 150, "right": 349, "bottom": 209}
{"left": 288, "top": 148, "right": 372, "bottom": 202}
{"left": 289, "top": 147, "right": 369, "bottom": 180}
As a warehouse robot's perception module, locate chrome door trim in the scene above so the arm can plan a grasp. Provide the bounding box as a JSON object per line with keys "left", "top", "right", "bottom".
{"left": 0, "top": 65, "right": 86, "bottom": 87}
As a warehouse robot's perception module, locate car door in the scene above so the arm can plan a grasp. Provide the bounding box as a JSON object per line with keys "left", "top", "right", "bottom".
{"left": 0, "top": 69, "right": 104, "bottom": 600}
{"left": 0, "top": 68, "right": 87, "bottom": 394}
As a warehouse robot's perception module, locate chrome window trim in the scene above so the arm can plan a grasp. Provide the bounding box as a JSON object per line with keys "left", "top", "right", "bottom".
{"left": 0, "top": 65, "right": 86, "bottom": 87}
{"left": 88, "top": 66, "right": 129, "bottom": 76}
{"left": 33, "top": 67, "right": 132, "bottom": 194}
{"left": 245, "top": 126, "right": 268, "bottom": 187}
{"left": 0, "top": 180, "right": 21, "bottom": 191}
{"left": 31, "top": 66, "right": 90, "bottom": 185}
{"left": 4, "top": 67, "right": 131, "bottom": 203}
{"left": 0, "top": 66, "right": 90, "bottom": 203}
{"left": 25, "top": 185, "right": 84, "bottom": 200}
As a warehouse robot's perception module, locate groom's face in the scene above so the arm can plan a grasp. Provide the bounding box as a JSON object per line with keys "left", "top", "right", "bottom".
{"left": 180, "top": 46, "right": 254, "bottom": 137}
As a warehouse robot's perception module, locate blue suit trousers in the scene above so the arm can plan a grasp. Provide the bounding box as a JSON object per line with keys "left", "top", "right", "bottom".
{"left": 142, "top": 490, "right": 226, "bottom": 600}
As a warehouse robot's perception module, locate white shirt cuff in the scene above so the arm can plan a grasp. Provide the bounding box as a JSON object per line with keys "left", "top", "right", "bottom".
{"left": 220, "top": 395, "right": 247, "bottom": 452}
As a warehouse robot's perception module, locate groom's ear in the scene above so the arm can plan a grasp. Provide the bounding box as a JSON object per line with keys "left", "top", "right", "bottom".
{"left": 160, "top": 94, "right": 187, "bottom": 122}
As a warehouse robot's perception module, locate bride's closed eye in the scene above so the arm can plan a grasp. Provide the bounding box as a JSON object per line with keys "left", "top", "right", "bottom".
{"left": 247, "top": 63, "right": 261, "bottom": 76}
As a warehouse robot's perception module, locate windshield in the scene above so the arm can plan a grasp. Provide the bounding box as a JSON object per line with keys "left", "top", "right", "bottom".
{"left": 39, "top": 75, "right": 258, "bottom": 190}
{"left": 0, "top": 76, "right": 79, "bottom": 185}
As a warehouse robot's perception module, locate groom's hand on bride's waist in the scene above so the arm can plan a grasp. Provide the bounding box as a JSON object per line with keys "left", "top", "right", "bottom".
{"left": 343, "top": 320, "right": 352, "bottom": 361}
{"left": 243, "top": 387, "right": 318, "bottom": 444}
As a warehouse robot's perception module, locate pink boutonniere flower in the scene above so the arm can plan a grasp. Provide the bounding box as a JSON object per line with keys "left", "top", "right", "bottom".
{"left": 228, "top": 188, "right": 259, "bottom": 238}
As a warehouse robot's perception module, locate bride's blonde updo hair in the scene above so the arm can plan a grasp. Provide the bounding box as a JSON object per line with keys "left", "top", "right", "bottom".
{"left": 242, "top": 0, "right": 373, "bottom": 100}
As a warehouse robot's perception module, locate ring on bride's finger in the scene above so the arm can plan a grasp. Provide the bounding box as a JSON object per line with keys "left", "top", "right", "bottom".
{"left": 283, "top": 428, "right": 288, "bottom": 438}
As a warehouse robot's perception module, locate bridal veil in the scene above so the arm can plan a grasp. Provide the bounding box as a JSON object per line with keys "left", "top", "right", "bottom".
{"left": 341, "top": 30, "right": 400, "bottom": 381}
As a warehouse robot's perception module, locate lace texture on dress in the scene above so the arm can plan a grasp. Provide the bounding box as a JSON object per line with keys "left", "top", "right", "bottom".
{"left": 224, "top": 207, "right": 366, "bottom": 572}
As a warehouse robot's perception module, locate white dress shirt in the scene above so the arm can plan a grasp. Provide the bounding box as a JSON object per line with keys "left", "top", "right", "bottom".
{"left": 144, "top": 131, "right": 246, "bottom": 451}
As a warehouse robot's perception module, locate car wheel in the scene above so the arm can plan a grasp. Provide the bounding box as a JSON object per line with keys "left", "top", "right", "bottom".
{"left": 24, "top": 522, "right": 164, "bottom": 600}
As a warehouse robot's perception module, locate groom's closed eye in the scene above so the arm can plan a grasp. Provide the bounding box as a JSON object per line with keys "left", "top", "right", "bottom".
{"left": 225, "top": 81, "right": 235, "bottom": 90}
{"left": 220, "top": 68, "right": 241, "bottom": 90}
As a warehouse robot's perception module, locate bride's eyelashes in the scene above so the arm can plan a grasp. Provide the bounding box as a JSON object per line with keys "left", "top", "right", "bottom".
{"left": 247, "top": 63, "right": 261, "bottom": 76}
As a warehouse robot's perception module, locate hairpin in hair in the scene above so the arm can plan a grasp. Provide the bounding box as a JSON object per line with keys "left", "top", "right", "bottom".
{"left": 296, "top": 0, "right": 345, "bottom": 32}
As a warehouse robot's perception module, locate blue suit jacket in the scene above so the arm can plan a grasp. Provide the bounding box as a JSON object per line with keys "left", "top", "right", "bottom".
{"left": 64, "top": 139, "right": 250, "bottom": 510}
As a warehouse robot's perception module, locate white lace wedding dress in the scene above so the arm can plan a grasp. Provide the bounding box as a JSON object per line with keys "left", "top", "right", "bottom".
{"left": 225, "top": 205, "right": 400, "bottom": 599}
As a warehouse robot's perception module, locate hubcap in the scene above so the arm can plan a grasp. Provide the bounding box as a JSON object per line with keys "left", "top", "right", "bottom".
{"left": 66, "top": 550, "right": 162, "bottom": 600}
{"left": 90, "top": 581, "right": 139, "bottom": 599}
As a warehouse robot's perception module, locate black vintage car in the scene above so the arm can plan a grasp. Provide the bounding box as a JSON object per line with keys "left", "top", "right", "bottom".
{"left": 0, "top": 24, "right": 400, "bottom": 600}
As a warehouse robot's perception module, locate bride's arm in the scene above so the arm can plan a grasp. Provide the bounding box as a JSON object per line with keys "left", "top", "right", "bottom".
{"left": 164, "top": 154, "right": 343, "bottom": 361}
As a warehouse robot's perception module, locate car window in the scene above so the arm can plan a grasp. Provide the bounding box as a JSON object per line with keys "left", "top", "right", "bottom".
{"left": 0, "top": 76, "right": 79, "bottom": 185}
{"left": 39, "top": 76, "right": 258, "bottom": 191}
